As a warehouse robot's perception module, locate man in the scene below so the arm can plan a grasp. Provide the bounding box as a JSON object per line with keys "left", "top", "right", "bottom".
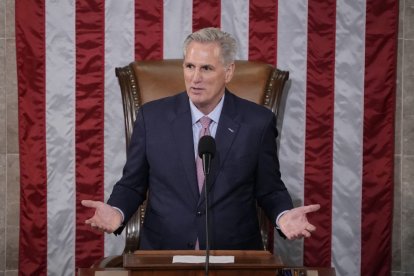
{"left": 82, "top": 27, "right": 320, "bottom": 250}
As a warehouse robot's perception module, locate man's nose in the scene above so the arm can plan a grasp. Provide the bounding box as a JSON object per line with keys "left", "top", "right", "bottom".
{"left": 192, "top": 68, "right": 202, "bottom": 82}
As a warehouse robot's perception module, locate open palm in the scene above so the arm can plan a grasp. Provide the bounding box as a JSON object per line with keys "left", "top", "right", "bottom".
{"left": 278, "top": 204, "right": 320, "bottom": 240}
{"left": 81, "top": 200, "right": 123, "bottom": 233}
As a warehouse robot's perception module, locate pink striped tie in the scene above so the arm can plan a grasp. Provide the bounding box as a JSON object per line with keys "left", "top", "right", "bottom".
{"left": 196, "top": 116, "right": 212, "bottom": 193}
{"left": 195, "top": 116, "right": 211, "bottom": 250}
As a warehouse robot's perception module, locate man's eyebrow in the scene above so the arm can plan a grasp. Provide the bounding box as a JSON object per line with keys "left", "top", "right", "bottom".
{"left": 184, "top": 62, "right": 214, "bottom": 68}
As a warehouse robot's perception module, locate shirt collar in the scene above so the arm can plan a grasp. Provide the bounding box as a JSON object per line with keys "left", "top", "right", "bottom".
{"left": 189, "top": 94, "right": 225, "bottom": 125}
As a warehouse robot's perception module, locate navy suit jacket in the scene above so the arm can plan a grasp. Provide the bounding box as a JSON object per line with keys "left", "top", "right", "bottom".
{"left": 107, "top": 90, "right": 293, "bottom": 250}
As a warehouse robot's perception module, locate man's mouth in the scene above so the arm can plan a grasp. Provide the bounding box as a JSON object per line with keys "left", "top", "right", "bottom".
{"left": 191, "top": 87, "right": 205, "bottom": 94}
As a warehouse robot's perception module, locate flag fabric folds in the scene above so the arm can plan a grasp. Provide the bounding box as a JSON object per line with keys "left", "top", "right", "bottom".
{"left": 15, "top": 0, "right": 397, "bottom": 275}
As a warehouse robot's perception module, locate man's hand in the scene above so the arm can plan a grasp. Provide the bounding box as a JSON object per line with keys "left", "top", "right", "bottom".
{"left": 81, "top": 200, "right": 123, "bottom": 233}
{"left": 278, "top": 204, "right": 320, "bottom": 240}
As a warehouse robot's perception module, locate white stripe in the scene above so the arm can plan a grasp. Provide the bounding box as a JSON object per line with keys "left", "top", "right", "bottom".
{"left": 104, "top": 0, "right": 135, "bottom": 256}
{"left": 163, "top": 0, "right": 193, "bottom": 58}
{"left": 45, "top": 1, "right": 76, "bottom": 275}
{"left": 275, "top": 0, "right": 308, "bottom": 266}
{"left": 221, "top": 0, "right": 249, "bottom": 60}
{"left": 332, "top": 1, "right": 365, "bottom": 275}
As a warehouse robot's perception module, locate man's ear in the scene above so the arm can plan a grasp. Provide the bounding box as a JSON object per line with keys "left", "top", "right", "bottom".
{"left": 224, "top": 63, "right": 235, "bottom": 84}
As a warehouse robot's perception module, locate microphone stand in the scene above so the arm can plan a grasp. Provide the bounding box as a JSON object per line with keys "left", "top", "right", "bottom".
{"left": 203, "top": 154, "right": 210, "bottom": 276}
{"left": 198, "top": 136, "right": 215, "bottom": 276}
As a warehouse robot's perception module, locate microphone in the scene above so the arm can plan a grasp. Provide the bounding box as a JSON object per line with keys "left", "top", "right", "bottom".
{"left": 198, "top": 135, "right": 216, "bottom": 175}
{"left": 197, "top": 135, "right": 216, "bottom": 276}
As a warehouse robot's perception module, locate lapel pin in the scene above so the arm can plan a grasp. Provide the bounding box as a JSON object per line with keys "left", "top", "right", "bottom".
{"left": 228, "top": 128, "right": 234, "bottom": 133}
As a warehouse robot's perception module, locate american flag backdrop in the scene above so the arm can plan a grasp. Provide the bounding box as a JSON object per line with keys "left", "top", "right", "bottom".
{"left": 15, "top": 0, "right": 397, "bottom": 275}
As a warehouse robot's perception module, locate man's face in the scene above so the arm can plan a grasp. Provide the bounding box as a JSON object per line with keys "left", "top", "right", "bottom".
{"left": 183, "top": 41, "right": 234, "bottom": 114}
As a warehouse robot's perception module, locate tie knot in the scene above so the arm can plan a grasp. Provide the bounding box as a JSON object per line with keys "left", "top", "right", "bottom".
{"left": 199, "top": 116, "right": 211, "bottom": 129}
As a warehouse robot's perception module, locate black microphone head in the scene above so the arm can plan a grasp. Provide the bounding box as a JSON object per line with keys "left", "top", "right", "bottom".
{"left": 198, "top": 135, "right": 216, "bottom": 159}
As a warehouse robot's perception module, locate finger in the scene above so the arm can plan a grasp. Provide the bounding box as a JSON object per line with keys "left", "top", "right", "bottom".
{"left": 286, "top": 230, "right": 300, "bottom": 240}
{"left": 301, "top": 229, "right": 311, "bottom": 238}
{"left": 90, "top": 225, "right": 104, "bottom": 233}
{"left": 286, "top": 233, "right": 294, "bottom": 240}
{"left": 85, "top": 216, "right": 103, "bottom": 226}
{"left": 81, "top": 199, "right": 100, "bottom": 208}
{"left": 91, "top": 223, "right": 105, "bottom": 231}
{"left": 290, "top": 232, "right": 305, "bottom": 240}
{"left": 306, "top": 224, "right": 316, "bottom": 232}
{"left": 85, "top": 218, "right": 96, "bottom": 225}
{"left": 303, "top": 204, "right": 321, "bottom": 213}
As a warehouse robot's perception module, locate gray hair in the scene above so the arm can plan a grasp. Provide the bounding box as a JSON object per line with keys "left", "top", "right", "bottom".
{"left": 183, "top": 27, "right": 237, "bottom": 66}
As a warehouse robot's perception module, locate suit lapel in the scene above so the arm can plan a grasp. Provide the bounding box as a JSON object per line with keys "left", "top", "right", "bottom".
{"left": 198, "top": 91, "right": 240, "bottom": 207}
{"left": 170, "top": 93, "right": 200, "bottom": 203}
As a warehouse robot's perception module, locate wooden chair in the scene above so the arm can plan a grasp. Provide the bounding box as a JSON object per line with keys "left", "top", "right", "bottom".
{"left": 96, "top": 59, "right": 289, "bottom": 267}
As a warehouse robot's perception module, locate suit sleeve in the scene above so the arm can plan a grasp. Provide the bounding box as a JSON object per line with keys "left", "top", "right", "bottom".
{"left": 107, "top": 107, "right": 149, "bottom": 233}
{"left": 254, "top": 113, "right": 294, "bottom": 227}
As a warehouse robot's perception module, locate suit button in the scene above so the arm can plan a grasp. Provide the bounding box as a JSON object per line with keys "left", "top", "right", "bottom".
{"left": 197, "top": 210, "right": 205, "bottom": 216}
{"left": 187, "top": 242, "right": 194, "bottom": 249}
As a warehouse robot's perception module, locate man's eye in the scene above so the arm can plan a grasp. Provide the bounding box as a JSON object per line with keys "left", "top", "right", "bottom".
{"left": 185, "top": 64, "right": 194, "bottom": 69}
{"left": 201, "top": 66, "right": 212, "bottom": 71}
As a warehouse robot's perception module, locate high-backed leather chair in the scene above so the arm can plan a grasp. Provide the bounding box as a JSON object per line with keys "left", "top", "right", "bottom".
{"left": 97, "top": 59, "right": 289, "bottom": 267}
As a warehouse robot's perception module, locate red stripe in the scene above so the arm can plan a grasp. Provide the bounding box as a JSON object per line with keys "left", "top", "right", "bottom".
{"left": 135, "top": 0, "right": 164, "bottom": 60}
{"left": 303, "top": 0, "right": 336, "bottom": 267}
{"left": 248, "top": 0, "right": 278, "bottom": 252}
{"left": 192, "top": 0, "right": 221, "bottom": 31}
{"left": 361, "top": 1, "right": 397, "bottom": 275}
{"left": 248, "top": 0, "right": 277, "bottom": 64}
{"left": 16, "top": 1, "right": 47, "bottom": 274}
{"left": 75, "top": 0, "right": 105, "bottom": 268}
